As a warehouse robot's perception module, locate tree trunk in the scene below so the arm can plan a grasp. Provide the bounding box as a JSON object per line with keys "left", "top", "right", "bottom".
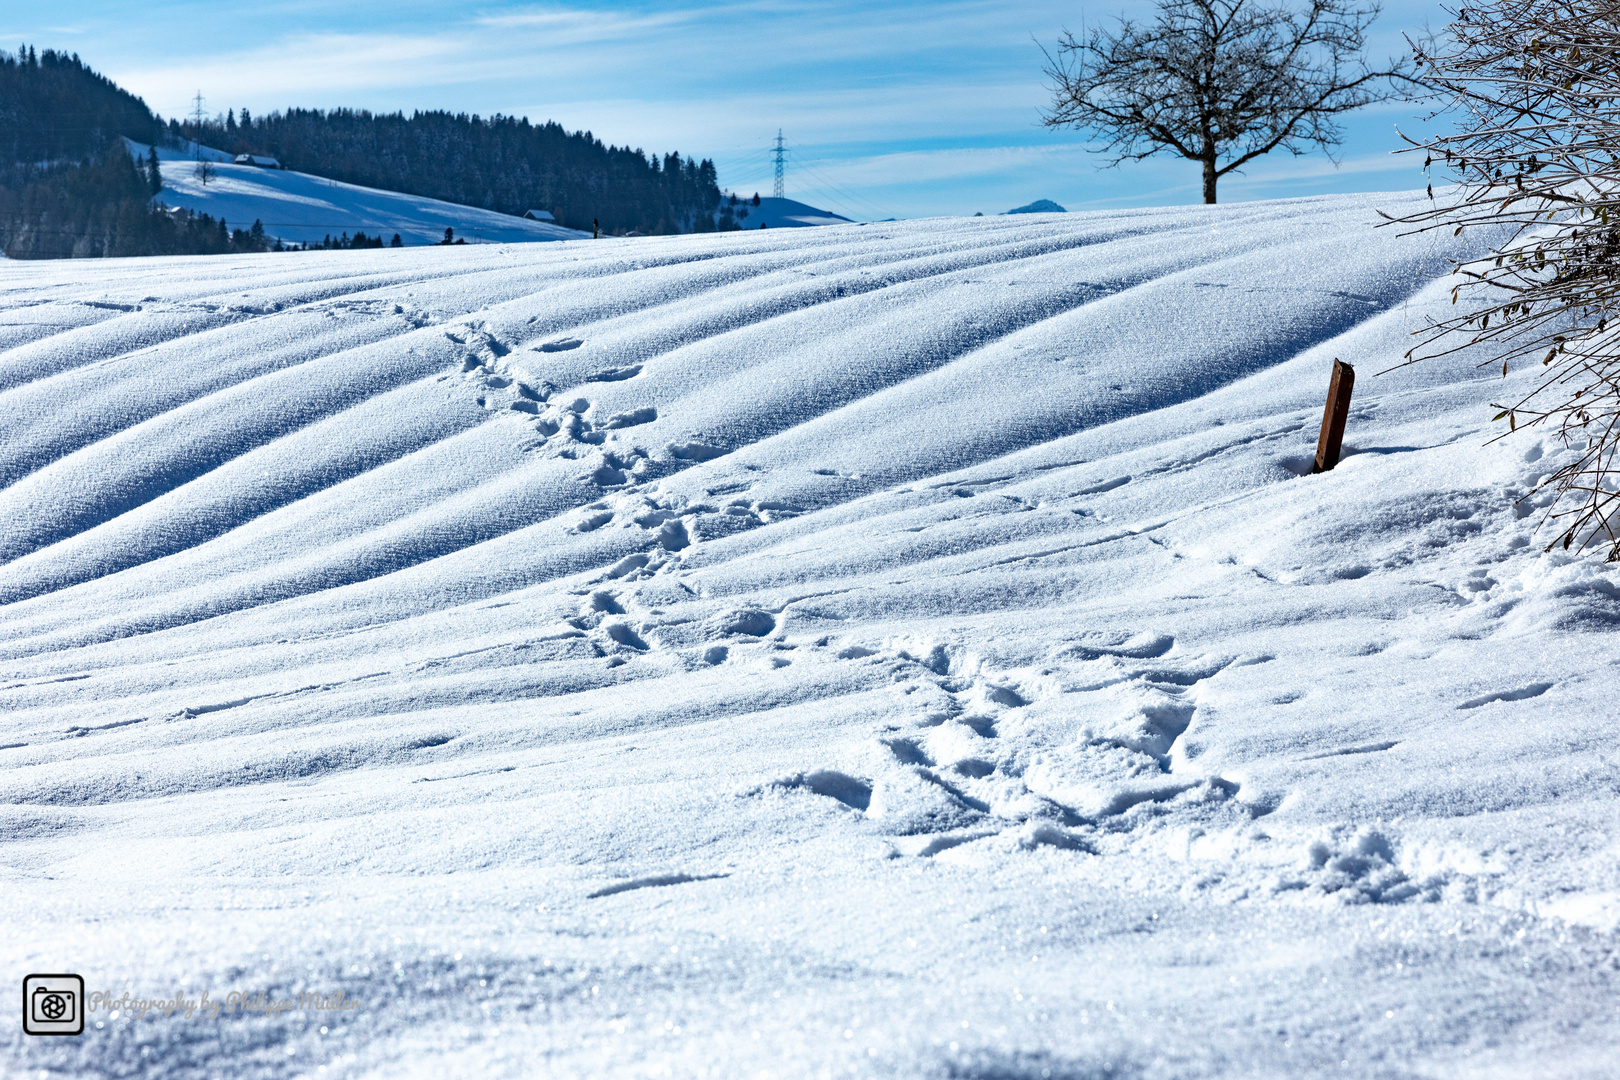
{"left": 1202, "top": 156, "right": 1218, "bottom": 204}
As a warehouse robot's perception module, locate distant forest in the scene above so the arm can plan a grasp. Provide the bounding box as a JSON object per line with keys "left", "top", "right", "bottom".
{"left": 0, "top": 47, "right": 272, "bottom": 257}
{"left": 183, "top": 108, "right": 729, "bottom": 236}
{"left": 0, "top": 44, "right": 732, "bottom": 259}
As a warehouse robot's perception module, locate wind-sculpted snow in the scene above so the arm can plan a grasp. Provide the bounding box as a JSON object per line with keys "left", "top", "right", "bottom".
{"left": 4, "top": 195, "right": 1618, "bottom": 1079}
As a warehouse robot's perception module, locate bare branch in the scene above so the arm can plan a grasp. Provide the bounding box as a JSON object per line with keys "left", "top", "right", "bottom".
{"left": 1382, "top": 1, "right": 1620, "bottom": 558}
{"left": 1041, "top": 0, "right": 1427, "bottom": 202}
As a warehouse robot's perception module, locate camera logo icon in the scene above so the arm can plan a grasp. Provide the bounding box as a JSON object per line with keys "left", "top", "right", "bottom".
{"left": 23, "top": 974, "right": 83, "bottom": 1036}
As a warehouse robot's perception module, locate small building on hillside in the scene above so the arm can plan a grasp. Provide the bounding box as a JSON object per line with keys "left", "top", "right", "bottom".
{"left": 524, "top": 209, "right": 556, "bottom": 222}
{"left": 234, "top": 154, "right": 282, "bottom": 169}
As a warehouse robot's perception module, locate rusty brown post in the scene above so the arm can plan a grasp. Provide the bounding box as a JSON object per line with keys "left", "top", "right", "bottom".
{"left": 1312, "top": 359, "right": 1355, "bottom": 474}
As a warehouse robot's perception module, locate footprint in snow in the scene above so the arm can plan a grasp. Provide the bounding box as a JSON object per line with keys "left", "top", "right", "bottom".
{"left": 1458, "top": 682, "right": 1552, "bottom": 709}
{"left": 667, "top": 442, "right": 728, "bottom": 462}
{"left": 574, "top": 509, "right": 614, "bottom": 533}
{"left": 588, "top": 365, "right": 641, "bottom": 382}
{"left": 768, "top": 634, "right": 1263, "bottom": 852}
{"left": 601, "top": 407, "right": 657, "bottom": 429}
{"left": 753, "top": 770, "right": 872, "bottom": 812}
{"left": 710, "top": 609, "right": 775, "bottom": 637}
{"left": 538, "top": 338, "right": 583, "bottom": 352}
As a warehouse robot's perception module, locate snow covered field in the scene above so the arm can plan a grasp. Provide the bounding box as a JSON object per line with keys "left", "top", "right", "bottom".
{"left": 125, "top": 140, "right": 589, "bottom": 247}
{"left": 3, "top": 195, "right": 1618, "bottom": 1078}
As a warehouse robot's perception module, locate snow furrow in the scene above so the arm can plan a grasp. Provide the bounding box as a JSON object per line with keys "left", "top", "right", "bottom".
{"left": 4, "top": 194, "right": 1617, "bottom": 1080}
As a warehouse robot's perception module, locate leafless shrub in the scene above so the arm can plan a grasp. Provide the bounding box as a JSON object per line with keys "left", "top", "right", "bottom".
{"left": 1387, "top": 0, "right": 1620, "bottom": 558}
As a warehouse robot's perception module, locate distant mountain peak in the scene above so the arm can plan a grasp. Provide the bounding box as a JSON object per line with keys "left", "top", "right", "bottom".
{"left": 1006, "top": 199, "right": 1066, "bottom": 214}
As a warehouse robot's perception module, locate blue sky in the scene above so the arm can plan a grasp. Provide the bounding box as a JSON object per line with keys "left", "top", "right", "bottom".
{"left": 7, "top": 1, "right": 1453, "bottom": 219}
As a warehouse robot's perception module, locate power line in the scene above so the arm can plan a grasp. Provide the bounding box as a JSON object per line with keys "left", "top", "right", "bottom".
{"left": 784, "top": 157, "right": 897, "bottom": 222}
{"left": 709, "top": 152, "right": 772, "bottom": 183}
{"left": 791, "top": 168, "right": 882, "bottom": 218}
{"left": 713, "top": 137, "right": 896, "bottom": 222}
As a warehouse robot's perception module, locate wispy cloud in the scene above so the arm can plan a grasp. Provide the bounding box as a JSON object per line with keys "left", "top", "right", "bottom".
{"left": 113, "top": 33, "right": 479, "bottom": 109}
{"left": 473, "top": 3, "right": 713, "bottom": 41}
{"left": 31, "top": 0, "right": 1449, "bottom": 216}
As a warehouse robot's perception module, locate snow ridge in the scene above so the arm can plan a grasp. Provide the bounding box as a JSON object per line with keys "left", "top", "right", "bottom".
{"left": 4, "top": 194, "right": 1619, "bottom": 1079}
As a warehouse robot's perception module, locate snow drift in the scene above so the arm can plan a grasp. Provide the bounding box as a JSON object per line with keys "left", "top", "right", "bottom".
{"left": 3, "top": 193, "right": 1618, "bottom": 1078}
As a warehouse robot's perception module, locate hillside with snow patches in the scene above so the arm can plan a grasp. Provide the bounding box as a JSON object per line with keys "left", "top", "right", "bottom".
{"left": 126, "top": 139, "right": 589, "bottom": 247}
{"left": 4, "top": 194, "right": 1619, "bottom": 1078}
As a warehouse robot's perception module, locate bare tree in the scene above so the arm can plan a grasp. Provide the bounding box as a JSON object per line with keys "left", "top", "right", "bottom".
{"left": 1385, "top": 0, "right": 1620, "bottom": 559}
{"left": 1042, "top": 0, "right": 1420, "bottom": 203}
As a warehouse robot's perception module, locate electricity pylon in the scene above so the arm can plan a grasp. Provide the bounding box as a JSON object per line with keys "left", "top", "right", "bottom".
{"left": 191, "top": 91, "right": 215, "bottom": 185}
{"left": 191, "top": 91, "right": 206, "bottom": 155}
{"left": 772, "top": 130, "right": 786, "bottom": 200}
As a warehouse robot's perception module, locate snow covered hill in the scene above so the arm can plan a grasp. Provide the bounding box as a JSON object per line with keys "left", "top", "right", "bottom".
{"left": 1007, "top": 199, "right": 1067, "bottom": 214}
{"left": 4, "top": 195, "right": 1619, "bottom": 1078}
{"left": 125, "top": 139, "right": 589, "bottom": 246}
{"left": 734, "top": 195, "right": 854, "bottom": 228}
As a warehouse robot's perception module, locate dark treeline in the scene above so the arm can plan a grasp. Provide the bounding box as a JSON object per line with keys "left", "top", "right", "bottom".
{"left": 0, "top": 141, "right": 269, "bottom": 257}
{"left": 308, "top": 231, "right": 402, "bottom": 250}
{"left": 0, "top": 156, "right": 272, "bottom": 259}
{"left": 0, "top": 47, "right": 268, "bottom": 258}
{"left": 178, "top": 108, "right": 724, "bottom": 236}
{"left": 0, "top": 45, "right": 160, "bottom": 168}
{"left": 1, "top": 44, "right": 731, "bottom": 258}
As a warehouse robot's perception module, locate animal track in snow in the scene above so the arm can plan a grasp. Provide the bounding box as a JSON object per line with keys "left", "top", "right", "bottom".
{"left": 602, "top": 407, "right": 657, "bottom": 429}
{"left": 587, "top": 365, "right": 641, "bottom": 382}
{"left": 710, "top": 609, "right": 775, "bottom": 637}
{"left": 751, "top": 770, "right": 872, "bottom": 811}
{"left": 882, "top": 736, "right": 932, "bottom": 766}
{"left": 587, "top": 872, "right": 727, "bottom": 899}
{"left": 667, "top": 442, "right": 728, "bottom": 462}
{"left": 1458, "top": 682, "right": 1553, "bottom": 709}
{"left": 1303, "top": 740, "right": 1398, "bottom": 760}
{"left": 522, "top": 397, "right": 659, "bottom": 489}
{"left": 603, "top": 622, "right": 649, "bottom": 650}
{"left": 538, "top": 338, "right": 583, "bottom": 352}
{"left": 1270, "top": 827, "right": 1450, "bottom": 905}
{"left": 447, "top": 322, "right": 555, "bottom": 420}
{"left": 573, "top": 508, "right": 614, "bottom": 533}
{"left": 752, "top": 631, "right": 1260, "bottom": 857}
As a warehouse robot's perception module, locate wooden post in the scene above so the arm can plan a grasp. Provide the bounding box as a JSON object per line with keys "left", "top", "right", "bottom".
{"left": 1312, "top": 359, "right": 1355, "bottom": 474}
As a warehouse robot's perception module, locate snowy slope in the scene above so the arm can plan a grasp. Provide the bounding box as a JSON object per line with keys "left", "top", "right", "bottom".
{"left": 734, "top": 195, "right": 854, "bottom": 228}
{"left": 3, "top": 196, "right": 1619, "bottom": 1079}
{"left": 125, "top": 139, "right": 590, "bottom": 246}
